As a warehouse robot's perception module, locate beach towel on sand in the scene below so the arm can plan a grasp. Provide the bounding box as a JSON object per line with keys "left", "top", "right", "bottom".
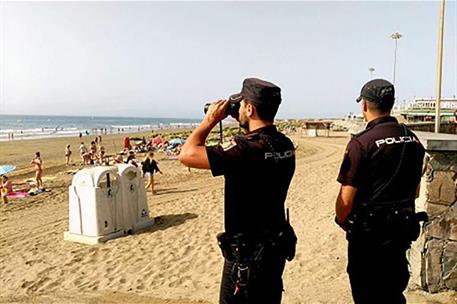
{"left": 7, "top": 191, "right": 29, "bottom": 198}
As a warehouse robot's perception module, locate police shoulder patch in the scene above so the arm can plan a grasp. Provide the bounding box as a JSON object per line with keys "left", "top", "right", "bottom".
{"left": 220, "top": 140, "right": 237, "bottom": 151}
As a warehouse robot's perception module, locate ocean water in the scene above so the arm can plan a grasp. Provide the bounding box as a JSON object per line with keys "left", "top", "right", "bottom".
{"left": 0, "top": 114, "right": 201, "bottom": 141}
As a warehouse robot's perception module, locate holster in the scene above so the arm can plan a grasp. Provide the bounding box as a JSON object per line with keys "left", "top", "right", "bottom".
{"left": 217, "top": 225, "right": 297, "bottom": 263}
{"left": 278, "top": 222, "right": 297, "bottom": 261}
{"left": 347, "top": 200, "right": 428, "bottom": 247}
{"left": 216, "top": 233, "right": 265, "bottom": 293}
{"left": 216, "top": 233, "right": 264, "bottom": 263}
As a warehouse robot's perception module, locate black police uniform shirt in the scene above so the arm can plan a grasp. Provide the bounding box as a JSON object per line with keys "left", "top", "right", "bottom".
{"left": 206, "top": 125, "right": 295, "bottom": 235}
{"left": 337, "top": 116, "right": 425, "bottom": 206}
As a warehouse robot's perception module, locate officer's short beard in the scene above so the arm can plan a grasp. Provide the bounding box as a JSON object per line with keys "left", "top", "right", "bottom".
{"left": 238, "top": 110, "right": 249, "bottom": 131}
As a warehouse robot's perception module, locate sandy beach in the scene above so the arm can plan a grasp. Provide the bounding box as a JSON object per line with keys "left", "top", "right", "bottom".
{"left": 0, "top": 131, "right": 456, "bottom": 304}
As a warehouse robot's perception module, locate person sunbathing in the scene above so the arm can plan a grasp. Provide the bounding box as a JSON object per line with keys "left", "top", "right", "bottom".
{"left": 0, "top": 176, "right": 30, "bottom": 204}
{"left": 0, "top": 176, "right": 13, "bottom": 204}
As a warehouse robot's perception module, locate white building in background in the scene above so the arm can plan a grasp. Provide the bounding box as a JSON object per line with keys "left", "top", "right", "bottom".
{"left": 395, "top": 97, "right": 457, "bottom": 122}
{"left": 407, "top": 98, "right": 457, "bottom": 110}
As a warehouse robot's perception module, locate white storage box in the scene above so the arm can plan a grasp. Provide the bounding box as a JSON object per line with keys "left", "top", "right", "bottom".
{"left": 116, "top": 164, "right": 154, "bottom": 232}
{"left": 64, "top": 167, "right": 125, "bottom": 244}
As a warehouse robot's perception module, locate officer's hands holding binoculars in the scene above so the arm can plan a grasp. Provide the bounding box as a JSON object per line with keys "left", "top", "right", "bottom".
{"left": 204, "top": 100, "right": 229, "bottom": 126}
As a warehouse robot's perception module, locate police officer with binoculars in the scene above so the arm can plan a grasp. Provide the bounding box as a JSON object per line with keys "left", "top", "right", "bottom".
{"left": 179, "top": 78, "right": 296, "bottom": 304}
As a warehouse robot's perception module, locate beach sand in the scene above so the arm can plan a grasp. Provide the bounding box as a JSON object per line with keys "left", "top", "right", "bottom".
{"left": 0, "top": 131, "right": 456, "bottom": 304}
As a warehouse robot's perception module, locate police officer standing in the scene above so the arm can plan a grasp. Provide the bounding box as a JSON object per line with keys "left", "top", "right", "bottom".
{"left": 335, "top": 79, "right": 426, "bottom": 304}
{"left": 179, "top": 78, "right": 296, "bottom": 304}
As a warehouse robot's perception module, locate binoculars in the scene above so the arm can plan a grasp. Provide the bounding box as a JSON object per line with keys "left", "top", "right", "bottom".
{"left": 204, "top": 101, "right": 240, "bottom": 118}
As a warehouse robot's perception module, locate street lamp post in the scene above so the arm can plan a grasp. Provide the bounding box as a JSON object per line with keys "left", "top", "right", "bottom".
{"left": 368, "top": 67, "right": 375, "bottom": 79}
{"left": 391, "top": 32, "right": 402, "bottom": 85}
{"left": 435, "top": 0, "right": 446, "bottom": 133}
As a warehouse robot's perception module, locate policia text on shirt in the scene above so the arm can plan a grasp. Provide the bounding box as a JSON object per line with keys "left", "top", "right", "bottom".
{"left": 179, "top": 78, "right": 296, "bottom": 304}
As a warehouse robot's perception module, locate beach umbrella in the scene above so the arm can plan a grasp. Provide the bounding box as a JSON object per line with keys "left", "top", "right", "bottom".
{"left": 169, "top": 138, "right": 185, "bottom": 145}
{"left": 0, "top": 165, "right": 16, "bottom": 176}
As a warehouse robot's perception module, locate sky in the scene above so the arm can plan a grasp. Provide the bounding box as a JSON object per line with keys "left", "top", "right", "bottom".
{"left": 0, "top": 1, "right": 456, "bottom": 119}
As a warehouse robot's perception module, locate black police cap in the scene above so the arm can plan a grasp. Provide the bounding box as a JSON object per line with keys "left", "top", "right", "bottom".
{"left": 356, "top": 79, "right": 395, "bottom": 104}
{"left": 229, "top": 78, "right": 282, "bottom": 106}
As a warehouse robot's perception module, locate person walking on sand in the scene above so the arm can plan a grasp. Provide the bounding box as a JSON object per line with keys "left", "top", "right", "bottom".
{"left": 65, "top": 144, "right": 72, "bottom": 166}
{"left": 31, "top": 152, "right": 43, "bottom": 190}
{"left": 179, "top": 78, "right": 296, "bottom": 304}
{"left": 141, "top": 152, "right": 162, "bottom": 194}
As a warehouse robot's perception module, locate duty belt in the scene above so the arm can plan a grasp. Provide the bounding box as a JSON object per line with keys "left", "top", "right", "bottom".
{"left": 217, "top": 226, "right": 296, "bottom": 297}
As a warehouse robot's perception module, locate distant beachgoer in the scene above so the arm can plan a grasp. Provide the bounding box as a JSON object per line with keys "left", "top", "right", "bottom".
{"left": 146, "top": 139, "right": 153, "bottom": 152}
{"left": 0, "top": 176, "right": 13, "bottom": 204}
{"left": 89, "top": 141, "right": 97, "bottom": 164}
{"left": 31, "top": 152, "right": 43, "bottom": 190}
{"left": 85, "top": 130, "right": 89, "bottom": 136}
{"left": 123, "top": 137, "right": 131, "bottom": 151}
{"left": 97, "top": 146, "right": 106, "bottom": 165}
{"left": 126, "top": 151, "right": 138, "bottom": 167}
{"left": 79, "top": 142, "right": 89, "bottom": 164}
{"left": 95, "top": 136, "right": 99, "bottom": 144}
{"left": 98, "top": 135, "right": 102, "bottom": 143}
{"left": 142, "top": 152, "right": 162, "bottom": 194}
{"left": 79, "top": 132, "right": 82, "bottom": 138}
{"left": 11, "top": 133, "right": 14, "bottom": 140}
{"left": 65, "top": 144, "right": 72, "bottom": 166}
{"left": 0, "top": 176, "right": 31, "bottom": 203}
{"left": 114, "top": 154, "right": 123, "bottom": 164}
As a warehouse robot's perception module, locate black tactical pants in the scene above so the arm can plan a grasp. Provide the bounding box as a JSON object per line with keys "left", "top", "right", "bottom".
{"left": 347, "top": 241, "right": 410, "bottom": 304}
{"left": 219, "top": 250, "right": 286, "bottom": 304}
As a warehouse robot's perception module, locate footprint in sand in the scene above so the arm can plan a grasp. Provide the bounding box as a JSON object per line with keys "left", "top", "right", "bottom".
{"left": 20, "top": 281, "right": 33, "bottom": 289}
{"left": 136, "top": 284, "right": 145, "bottom": 290}
{"left": 25, "top": 260, "right": 38, "bottom": 266}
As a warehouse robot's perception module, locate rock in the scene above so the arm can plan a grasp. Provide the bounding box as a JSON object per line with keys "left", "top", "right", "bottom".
{"left": 425, "top": 202, "right": 449, "bottom": 218}
{"left": 425, "top": 217, "right": 446, "bottom": 240}
{"left": 428, "top": 152, "right": 457, "bottom": 172}
{"left": 444, "top": 204, "right": 457, "bottom": 241}
{"left": 443, "top": 241, "right": 457, "bottom": 289}
{"left": 425, "top": 239, "right": 444, "bottom": 292}
{"left": 426, "top": 171, "right": 456, "bottom": 206}
{"left": 408, "top": 233, "right": 427, "bottom": 289}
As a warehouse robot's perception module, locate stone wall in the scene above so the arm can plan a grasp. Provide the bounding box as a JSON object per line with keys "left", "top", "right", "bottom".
{"left": 410, "top": 150, "right": 457, "bottom": 293}
{"left": 407, "top": 122, "right": 457, "bottom": 135}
